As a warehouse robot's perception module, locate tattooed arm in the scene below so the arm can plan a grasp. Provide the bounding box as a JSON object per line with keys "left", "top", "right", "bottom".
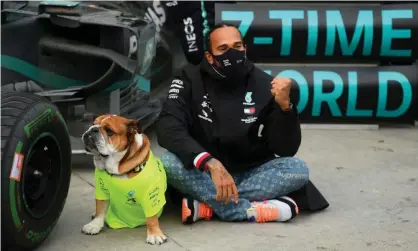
{"left": 206, "top": 158, "right": 239, "bottom": 204}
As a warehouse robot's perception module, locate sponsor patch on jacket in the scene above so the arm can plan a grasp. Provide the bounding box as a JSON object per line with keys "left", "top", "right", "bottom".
{"left": 168, "top": 79, "right": 184, "bottom": 99}
{"left": 241, "top": 116, "right": 257, "bottom": 124}
{"left": 244, "top": 107, "right": 256, "bottom": 114}
{"left": 243, "top": 91, "right": 255, "bottom": 105}
{"left": 198, "top": 98, "right": 213, "bottom": 122}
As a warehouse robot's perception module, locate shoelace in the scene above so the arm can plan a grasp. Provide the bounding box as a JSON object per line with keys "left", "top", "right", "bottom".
{"left": 198, "top": 203, "right": 213, "bottom": 220}
{"left": 255, "top": 203, "right": 279, "bottom": 223}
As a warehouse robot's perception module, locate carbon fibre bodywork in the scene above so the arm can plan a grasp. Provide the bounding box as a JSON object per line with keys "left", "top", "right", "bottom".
{"left": 1, "top": 1, "right": 187, "bottom": 140}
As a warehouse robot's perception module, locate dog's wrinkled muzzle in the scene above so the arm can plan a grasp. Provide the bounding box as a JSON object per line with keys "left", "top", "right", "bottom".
{"left": 82, "top": 127, "right": 100, "bottom": 153}
{"left": 83, "top": 134, "right": 96, "bottom": 152}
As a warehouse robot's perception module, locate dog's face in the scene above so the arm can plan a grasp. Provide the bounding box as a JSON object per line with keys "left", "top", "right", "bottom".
{"left": 82, "top": 115, "right": 142, "bottom": 157}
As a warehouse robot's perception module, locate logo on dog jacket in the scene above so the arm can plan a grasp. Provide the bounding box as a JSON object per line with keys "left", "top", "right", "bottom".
{"left": 126, "top": 190, "right": 137, "bottom": 205}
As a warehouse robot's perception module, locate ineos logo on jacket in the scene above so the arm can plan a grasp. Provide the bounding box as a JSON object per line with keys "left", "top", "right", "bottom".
{"left": 183, "top": 17, "right": 198, "bottom": 53}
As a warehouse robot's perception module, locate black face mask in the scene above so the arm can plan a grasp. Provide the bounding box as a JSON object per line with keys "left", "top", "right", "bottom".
{"left": 211, "top": 48, "right": 248, "bottom": 81}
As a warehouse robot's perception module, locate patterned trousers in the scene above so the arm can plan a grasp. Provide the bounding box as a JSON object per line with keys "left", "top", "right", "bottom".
{"left": 161, "top": 152, "right": 309, "bottom": 222}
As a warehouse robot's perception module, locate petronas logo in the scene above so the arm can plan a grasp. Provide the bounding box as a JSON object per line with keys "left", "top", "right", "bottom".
{"left": 245, "top": 92, "right": 253, "bottom": 103}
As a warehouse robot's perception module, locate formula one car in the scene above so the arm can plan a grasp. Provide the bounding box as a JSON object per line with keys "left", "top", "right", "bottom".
{"left": 1, "top": 1, "right": 185, "bottom": 249}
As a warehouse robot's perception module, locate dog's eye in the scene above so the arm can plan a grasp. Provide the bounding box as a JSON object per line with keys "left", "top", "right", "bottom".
{"left": 105, "top": 128, "right": 114, "bottom": 136}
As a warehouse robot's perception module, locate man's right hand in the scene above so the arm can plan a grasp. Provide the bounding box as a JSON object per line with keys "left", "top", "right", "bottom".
{"left": 205, "top": 158, "right": 239, "bottom": 204}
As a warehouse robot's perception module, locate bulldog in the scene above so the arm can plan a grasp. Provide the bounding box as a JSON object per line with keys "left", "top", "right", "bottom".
{"left": 81, "top": 114, "right": 168, "bottom": 245}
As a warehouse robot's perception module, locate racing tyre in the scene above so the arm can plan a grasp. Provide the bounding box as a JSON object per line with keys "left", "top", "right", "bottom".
{"left": 1, "top": 91, "right": 71, "bottom": 250}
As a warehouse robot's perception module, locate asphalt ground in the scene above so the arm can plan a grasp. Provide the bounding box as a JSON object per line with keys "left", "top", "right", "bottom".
{"left": 38, "top": 128, "right": 418, "bottom": 251}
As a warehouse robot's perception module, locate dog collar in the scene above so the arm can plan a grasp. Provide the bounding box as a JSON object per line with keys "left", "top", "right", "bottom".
{"left": 129, "top": 150, "right": 150, "bottom": 174}
{"left": 108, "top": 150, "right": 150, "bottom": 176}
{"left": 131, "top": 161, "right": 146, "bottom": 173}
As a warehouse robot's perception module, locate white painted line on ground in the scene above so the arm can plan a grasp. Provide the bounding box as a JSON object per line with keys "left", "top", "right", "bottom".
{"left": 301, "top": 124, "right": 379, "bottom": 130}
{"left": 71, "top": 150, "right": 93, "bottom": 155}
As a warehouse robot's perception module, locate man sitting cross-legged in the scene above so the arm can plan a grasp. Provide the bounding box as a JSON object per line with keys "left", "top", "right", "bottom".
{"left": 156, "top": 23, "right": 311, "bottom": 224}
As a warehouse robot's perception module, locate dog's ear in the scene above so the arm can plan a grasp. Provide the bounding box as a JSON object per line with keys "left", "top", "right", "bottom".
{"left": 136, "top": 119, "right": 142, "bottom": 134}
{"left": 126, "top": 119, "right": 142, "bottom": 134}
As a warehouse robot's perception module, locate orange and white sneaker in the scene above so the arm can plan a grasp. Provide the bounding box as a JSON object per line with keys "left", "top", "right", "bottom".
{"left": 246, "top": 196, "right": 299, "bottom": 223}
{"left": 182, "top": 197, "right": 213, "bottom": 224}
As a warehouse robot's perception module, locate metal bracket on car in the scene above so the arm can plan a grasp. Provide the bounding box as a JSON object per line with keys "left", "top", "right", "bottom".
{"left": 39, "top": 36, "right": 136, "bottom": 74}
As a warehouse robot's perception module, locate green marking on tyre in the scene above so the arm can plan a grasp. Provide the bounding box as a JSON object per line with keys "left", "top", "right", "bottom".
{"left": 55, "top": 111, "right": 65, "bottom": 125}
{"left": 24, "top": 108, "right": 53, "bottom": 138}
{"left": 16, "top": 141, "right": 23, "bottom": 153}
{"left": 23, "top": 106, "right": 67, "bottom": 137}
{"left": 26, "top": 227, "right": 53, "bottom": 243}
{"left": 10, "top": 141, "right": 24, "bottom": 230}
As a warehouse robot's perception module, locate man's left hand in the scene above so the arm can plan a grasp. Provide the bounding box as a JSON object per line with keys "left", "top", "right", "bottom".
{"left": 271, "top": 77, "right": 292, "bottom": 111}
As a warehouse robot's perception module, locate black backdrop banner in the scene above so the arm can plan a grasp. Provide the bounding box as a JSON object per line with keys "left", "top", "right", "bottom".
{"left": 215, "top": 3, "right": 418, "bottom": 63}
{"left": 255, "top": 64, "right": 417, "bottom": 124}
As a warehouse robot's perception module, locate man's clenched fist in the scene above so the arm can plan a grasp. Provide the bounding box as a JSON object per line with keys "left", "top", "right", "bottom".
{"left": 271, "top": 77, "right": 292, "bottom": 111}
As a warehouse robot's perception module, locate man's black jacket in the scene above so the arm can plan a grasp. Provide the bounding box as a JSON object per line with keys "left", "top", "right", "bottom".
{"left": 156, "top": 59, "right": 302, "bottom": 174}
